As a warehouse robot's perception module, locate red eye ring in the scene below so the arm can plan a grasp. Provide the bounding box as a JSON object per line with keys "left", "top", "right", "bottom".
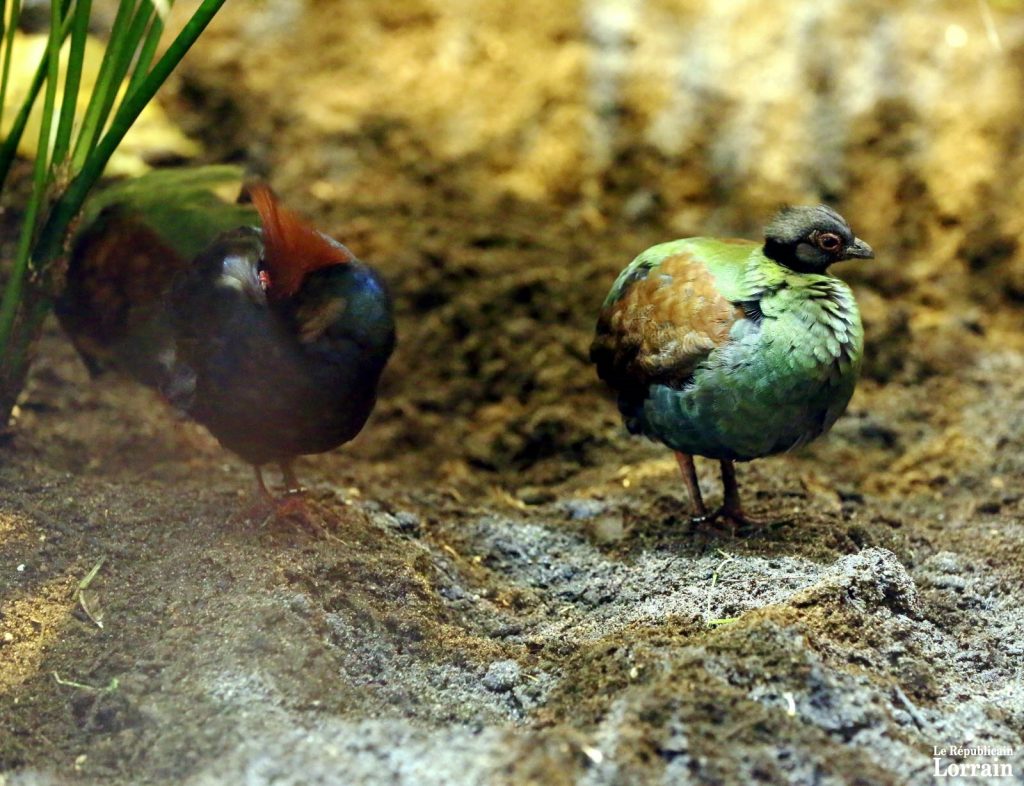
{"left": 818, "top": 232, "right": 842, "bottom": 252}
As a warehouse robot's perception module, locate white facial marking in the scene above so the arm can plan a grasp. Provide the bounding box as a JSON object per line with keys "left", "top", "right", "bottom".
{"left": 157, "top": 347, "right": 176, "bottom": 370}
{"left": 217, "top": 254, "right": 264, "bottom": 302}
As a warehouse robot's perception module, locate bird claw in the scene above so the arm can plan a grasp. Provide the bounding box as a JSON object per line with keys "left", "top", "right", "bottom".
{"left": 271, "top": 494, "right": 329, "bottom": 536}
{"left": 243, "top": 491, "right": 343, "bottom": 539}
{"left": 689, "top": 506, "right": 776, "bottom": 537}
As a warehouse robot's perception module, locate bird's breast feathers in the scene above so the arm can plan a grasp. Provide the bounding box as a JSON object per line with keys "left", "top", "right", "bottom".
{"left": 593, "top": 241, "right": 863, "bottom": 459}
{"left": 755, "top": 275, "right": 863, "bottom": 384}
{"left": 593, "top": 240, "right": 862, "bottom": 430}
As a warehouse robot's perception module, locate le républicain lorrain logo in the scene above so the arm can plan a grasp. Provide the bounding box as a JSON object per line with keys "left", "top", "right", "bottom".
{"left": 932, "top": 745, "right": 1017, "bottom": 779}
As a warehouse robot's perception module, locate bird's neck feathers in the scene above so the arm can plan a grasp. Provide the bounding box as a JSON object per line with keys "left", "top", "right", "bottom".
{"left": 249, "top": 185, "right": 353, "bottom": 300}
{"left": 762, "top": 240, "right": 830, "bottom": 275}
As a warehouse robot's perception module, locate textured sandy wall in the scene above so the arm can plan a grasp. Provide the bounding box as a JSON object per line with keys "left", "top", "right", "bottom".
{"left": 188, "top": 0, "right": 1024, "bottom": 288}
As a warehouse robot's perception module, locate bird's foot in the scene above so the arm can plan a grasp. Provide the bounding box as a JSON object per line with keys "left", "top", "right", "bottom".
{"left": 690, "top": 506, "right": 775, "bottom": 537}
{"left": 244, "top": 490, "right": 345, "bottom": 539}
{"left": 271, "top": 491, "right": 330, "bottom": 537}
{"left": 718, "top": 507, "right": 768, "bottom": 536}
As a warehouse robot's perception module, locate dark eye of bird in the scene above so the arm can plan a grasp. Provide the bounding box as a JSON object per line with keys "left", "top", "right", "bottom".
{"left": 817, "top": 232, "right": 842, "bottom": 252}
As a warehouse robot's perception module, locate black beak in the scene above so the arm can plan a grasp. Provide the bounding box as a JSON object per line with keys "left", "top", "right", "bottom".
{"left": 844, "top": 238, "right": 874, "bottom": 260}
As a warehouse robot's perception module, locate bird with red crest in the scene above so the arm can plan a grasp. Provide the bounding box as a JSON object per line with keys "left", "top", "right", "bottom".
{"left": 57, "top": 167, "right": 396, "bottom": 522}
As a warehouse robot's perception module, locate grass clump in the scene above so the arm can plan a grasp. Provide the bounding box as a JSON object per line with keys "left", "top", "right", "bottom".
{"left": 0, "top": 0, "right": 228, "bottom": 425}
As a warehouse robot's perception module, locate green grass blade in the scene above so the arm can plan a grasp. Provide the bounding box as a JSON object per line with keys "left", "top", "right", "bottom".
{"left": 0, "top": 2, "right": 7, "bottom": 118}
{"left": 0, "top": 5, "right": 74, "bottom": 191}
{"left": 125, "top": 9, "right": 164, "bottom": 99}
{"left": 69, "top": 0, "right": 135, "bottom": 170}
{"left": 32, "top": 0, "right": 228, "bottom": 267}
{"left": 0, "top": 0, "right": 63, "bottom": 362}
{"left": 91, "top": 1, "right": 154, "bottom": 139}
{"left": 0, "top": 0, "right": 22, "bottom": 131}
{"left": 51, "top": 0, "right": 93, "bottom": 165}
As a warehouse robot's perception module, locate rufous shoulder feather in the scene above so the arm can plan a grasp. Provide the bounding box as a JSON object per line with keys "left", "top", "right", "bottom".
{"left": 248, "top": 184, "right": 353, "bottom": 299}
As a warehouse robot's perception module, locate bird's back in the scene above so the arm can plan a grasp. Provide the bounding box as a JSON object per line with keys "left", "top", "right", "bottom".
{"left": 56, "top": 167, "right": 258, "bottom": 388}
{"left": 171, "top": 228, "right": 396, "bottom": 465}
{"left": 592, "top": 237, "right": 862, "bottom": 461}
{"left": 591, "top": 238, "right": 757, "bottom": 421}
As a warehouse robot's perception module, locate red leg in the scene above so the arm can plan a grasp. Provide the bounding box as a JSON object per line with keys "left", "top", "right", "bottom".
{"left": 243, "top": 462, "right": 333, "bottom": 536}
{"left": 675, "top": 452, "right": 708, "bottom": 519}
{"left": 718, "top": 460, "right": 765, "bottom": 529}
{"left": 280, "top": 461, "right": 303, "bottom": 494}
{"left": 254, "top": 465, "right": 272, "bottom": 500}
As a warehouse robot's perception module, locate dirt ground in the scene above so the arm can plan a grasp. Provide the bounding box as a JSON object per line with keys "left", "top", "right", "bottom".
{"left": 3, "top": 1, "right": 1024, "bottom": 784}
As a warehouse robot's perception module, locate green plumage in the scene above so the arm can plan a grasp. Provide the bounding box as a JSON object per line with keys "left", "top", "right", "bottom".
{"left": 592, "top": 204, "right": 872, "bottom": 522}
{"left": 57, "top": 166, "right": 258, "bottom": 381}
{"left": 652, "top": 243, "right": 859, "bottom": 460}
{"left": 593, "top": 215, "right": 866, "bottom": 464}
{"left": 77, "top": 165, "right": 258, "bottom": 261}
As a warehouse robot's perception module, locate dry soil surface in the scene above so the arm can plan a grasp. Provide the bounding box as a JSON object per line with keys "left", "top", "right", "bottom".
{"left": 3, "top": 0, "right": 1024, "bottom": 784}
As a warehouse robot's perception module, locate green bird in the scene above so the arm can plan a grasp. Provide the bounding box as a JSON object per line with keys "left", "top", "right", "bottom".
{"left": 590, "top": 205, "right": 873, "bottom": 526}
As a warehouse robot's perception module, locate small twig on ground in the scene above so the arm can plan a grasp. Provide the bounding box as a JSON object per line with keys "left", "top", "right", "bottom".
{"left": 75, "top": 556, "right": 105, "bottom": 629}
{"left": 443, "top": 487, "right": 465, "bottom": 504}
{"left": 705, "top": 549, "right": 737, "bottom": 626}
{"left": 490, "top": 486, "right": 527, "bottom": 511}
{"left": 53, "top": 672, "right": 118, "bottom": 692}
{"left": 893, "top": 685, "right": 929, "bottom": 731}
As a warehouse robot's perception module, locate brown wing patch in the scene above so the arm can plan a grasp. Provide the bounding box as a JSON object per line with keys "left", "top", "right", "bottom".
{"left": 57, "top": 208, "right": 186, "bottom": 367}
{"left": 593, "top": 252, "right": 742, "bottom": 394}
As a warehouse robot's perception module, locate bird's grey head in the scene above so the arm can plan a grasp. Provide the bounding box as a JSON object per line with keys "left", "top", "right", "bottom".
{"left": 763, "top": 205, "right": 874, "bottom": 273}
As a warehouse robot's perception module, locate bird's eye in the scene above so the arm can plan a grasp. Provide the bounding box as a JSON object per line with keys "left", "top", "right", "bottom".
{"left": 817, "top": 233, "right": 842, "bottom": 252}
